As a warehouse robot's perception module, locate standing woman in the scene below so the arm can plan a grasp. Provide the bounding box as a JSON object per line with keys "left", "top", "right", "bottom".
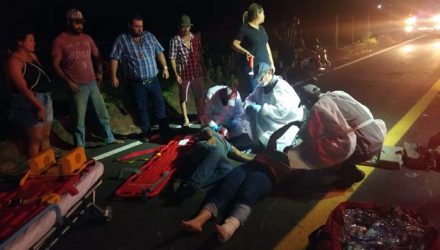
{"left": 232, "top": 3, "right": 275, "bottom": 97}
{"left": 6, "top": 29, "right": 53, "bottom": 158}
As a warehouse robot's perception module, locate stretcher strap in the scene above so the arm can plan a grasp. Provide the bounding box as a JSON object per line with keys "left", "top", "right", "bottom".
{"left": 146, "top": 171, "right": 170, "bottom": 194}
{"left": 117, "top": 145, "right": 165, "bottom": 162}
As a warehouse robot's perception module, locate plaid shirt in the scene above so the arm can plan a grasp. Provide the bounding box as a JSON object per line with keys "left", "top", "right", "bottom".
{"left": 169, "top": 33, "right": 203, "bottom": 81}
{"left": 110, "top": 31, "right": 164, "bottom": 81}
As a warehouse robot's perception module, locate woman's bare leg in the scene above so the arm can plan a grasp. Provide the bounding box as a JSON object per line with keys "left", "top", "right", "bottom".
{"left": 25, "top": 126, "right": 44, "bottom": 158}
{"left": 40, "top": 123, "right": 52, "bottom": 152}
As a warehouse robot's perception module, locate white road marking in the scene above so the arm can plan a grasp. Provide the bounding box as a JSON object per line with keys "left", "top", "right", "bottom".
{"left": 333, "top": 34, "right": 428, "bottom": 71}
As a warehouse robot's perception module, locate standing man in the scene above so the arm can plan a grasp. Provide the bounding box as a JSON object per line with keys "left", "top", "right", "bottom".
{"left": 52, "top": 9, "right": 122, "bottom": 147}
{"left": 110, "top": 13, "right": 170, "bottom": 142}
{"left": 169, "top": 14, "right": 204, "bottom": 126}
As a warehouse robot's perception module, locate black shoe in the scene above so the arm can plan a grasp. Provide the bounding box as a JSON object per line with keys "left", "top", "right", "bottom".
{"left": 139, "top": 133, "right": 149, "bottom": 143}
{"left": 333, "top": 164, "right": 365, "bottom": 189}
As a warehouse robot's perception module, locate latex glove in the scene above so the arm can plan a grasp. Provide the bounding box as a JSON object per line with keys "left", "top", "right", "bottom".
{"left": 246, "top": 103, "right": 261, "bottom": 113}
{"left": 209, "top": 120, "right": 220, "bottom": 132}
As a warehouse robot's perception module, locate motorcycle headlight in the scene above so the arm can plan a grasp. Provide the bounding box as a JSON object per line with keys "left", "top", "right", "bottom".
{"left": 432, "top": 15, "right": 440, "bottom": 24}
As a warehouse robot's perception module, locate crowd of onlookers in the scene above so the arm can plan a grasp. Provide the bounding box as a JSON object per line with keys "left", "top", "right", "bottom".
{"left": 1, "top": 3, "right": 388, "bottom": 243}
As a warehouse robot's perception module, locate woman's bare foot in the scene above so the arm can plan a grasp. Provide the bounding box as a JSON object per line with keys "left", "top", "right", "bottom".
{"left": 215, "top": 217, "right": 240, "bottom": 242}
{"left": 181, "top": 208, "right": 213, "bottom": 233}
{"left": 181, "top": 219, "right": 203, "bottom": 233}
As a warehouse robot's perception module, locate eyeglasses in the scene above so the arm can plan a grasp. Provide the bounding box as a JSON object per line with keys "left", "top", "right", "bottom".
{"left": 257, "top": 73, "right": 266, "bottom": 84}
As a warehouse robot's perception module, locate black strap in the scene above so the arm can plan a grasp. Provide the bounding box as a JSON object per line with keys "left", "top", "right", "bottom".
{"left": 266, "top": 121, "right": 302, "bottom": 151}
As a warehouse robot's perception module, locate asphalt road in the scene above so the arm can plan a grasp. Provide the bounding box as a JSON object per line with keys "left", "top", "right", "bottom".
{"left": 53, "top": 34, "right": 440, "bottom": 250}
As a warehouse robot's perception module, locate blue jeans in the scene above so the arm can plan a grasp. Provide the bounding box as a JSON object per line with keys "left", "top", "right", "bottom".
{"left": 129, "top": 77, "right": 168, "bottom": 135}
{"left": 187, "top": 144, "right": 234, "bottom": 190}
{"left": 72, "top": 80, "right": 115, "bottom": 147}
{"left": 205, "top": 162, "right": 273, "bottom": 219}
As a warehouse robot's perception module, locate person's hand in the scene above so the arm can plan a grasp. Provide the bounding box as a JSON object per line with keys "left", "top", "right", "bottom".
{"left": 176, "top": 74, "right": 182, "bottom": 85}
{"left": 271, "top": 64, "right": 276, "bottom": 73}
{"left": 246, "top": 103, "right": 261, "bottom": 113}
{"left": 208, "top": 120, "right": 220, "bottom": 132}
{"left": 96, "top": 72, "right": 103, "bottom": 88}
{"left": 162, "top": 68, "right": 169, "bottom": 79}
{"left": 36, "top": 106, "right": 46, "bottom": 121}
{"left": 111, "top": 76, "right": 119, "bottom": 88}
{"left": 210, "top": 124, "right": 220, "bottom": 132}
{"left": 245, "top": 52, "right": 254, "bottom": 62}
{"left": 67, "top": 80, "right": 79, "bottom": 93}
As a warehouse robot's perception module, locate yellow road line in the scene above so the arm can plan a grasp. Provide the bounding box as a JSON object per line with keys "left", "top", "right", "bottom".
{"left": 275, "top": 78, "right": 440, "bottom": 250}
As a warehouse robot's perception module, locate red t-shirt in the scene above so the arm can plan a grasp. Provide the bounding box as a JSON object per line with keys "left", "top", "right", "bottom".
{"left": 52, "top": 32, "right": 98, "bottom": 84}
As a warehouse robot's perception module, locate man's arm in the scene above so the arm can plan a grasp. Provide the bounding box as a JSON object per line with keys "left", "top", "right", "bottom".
{"left": 109, "top": 59, "right": 120, "bottom": 88}
{"left": 52, "top": 55, "right": 78, "bottom": 93}
{"left": 91, "top": 50, "right": 104, "bottom": 87}
{"left": 156, "top": 52, "right": 169, "bottom": 79}
{"left": 228, "top": 146, "right": 255, "bottom": 162}
{"left": 170, "top": 59, "right": 181, "bottom": 84}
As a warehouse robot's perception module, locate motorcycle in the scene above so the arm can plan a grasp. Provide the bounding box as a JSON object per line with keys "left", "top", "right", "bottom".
{"left": 313, "top": 38, "right": 332, "bottom": 71}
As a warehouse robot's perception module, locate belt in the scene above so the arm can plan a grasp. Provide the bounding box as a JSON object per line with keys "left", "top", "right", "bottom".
{"left": 130, "top": 77, "right": 155, "bottom": 85}
{"left": 141, "top": 78, "right": 153, "bottom": 84}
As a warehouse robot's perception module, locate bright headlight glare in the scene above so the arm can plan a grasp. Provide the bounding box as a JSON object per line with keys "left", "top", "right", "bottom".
{"left": 405, "top": 17, "right": 417, "bottom": 25}
{"left": 432, "top": 15, "right": 440, "bottom": 23}
{"left": 404, "top": 26, "right": 414, "bottom": 32}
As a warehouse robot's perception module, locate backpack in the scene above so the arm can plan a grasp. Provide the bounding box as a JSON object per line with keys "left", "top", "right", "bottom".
{"left": 300, "top": 91, "right": 387, "bottom": 168}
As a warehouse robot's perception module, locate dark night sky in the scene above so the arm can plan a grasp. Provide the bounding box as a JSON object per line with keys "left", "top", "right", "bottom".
{"left": 0, "top": 0, "right": 436, "bottom": 56}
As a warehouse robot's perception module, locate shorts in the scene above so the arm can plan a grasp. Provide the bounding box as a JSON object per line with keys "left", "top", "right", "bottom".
{"left": 10, "top": 92, "right": 53, "bottom": 127}
{"left": 179, "top": 76, "right": 203, "bottom": 103}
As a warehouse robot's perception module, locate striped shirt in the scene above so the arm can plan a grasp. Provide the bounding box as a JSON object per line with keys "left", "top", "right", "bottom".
{"left": 110, "top": 31, "right": 164, "bottom": 80}
{"left": 169, "top": 33, "right": 203, "bottom": 81}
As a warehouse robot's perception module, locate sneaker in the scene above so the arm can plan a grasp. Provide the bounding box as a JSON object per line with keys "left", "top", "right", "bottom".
{"left": 139, "top": 133, "right": 149, "bottom": 143}
{"left": 107, "top": 139, "right": 124, "bottom": 145}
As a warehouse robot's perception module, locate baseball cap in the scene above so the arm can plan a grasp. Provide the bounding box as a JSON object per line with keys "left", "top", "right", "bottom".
{"left": 66, "top": 9, "right": 85, "bottom": 21}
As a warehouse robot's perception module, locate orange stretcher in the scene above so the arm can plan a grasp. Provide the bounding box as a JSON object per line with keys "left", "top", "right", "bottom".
{"left": 115, "top": 135, "right": 196, "bottom": 198}
{"left": 0, "top": 148, "right": 109, "bottom": 249}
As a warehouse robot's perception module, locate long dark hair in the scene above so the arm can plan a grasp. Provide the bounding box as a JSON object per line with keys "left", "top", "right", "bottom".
{"left": 242, "top": 3, "right": 263, "bottom": 23}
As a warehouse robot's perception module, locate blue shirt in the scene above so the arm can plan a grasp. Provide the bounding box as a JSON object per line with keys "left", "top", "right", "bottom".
{"left": 110, "top": 31, "right": 164, "bottom": 80}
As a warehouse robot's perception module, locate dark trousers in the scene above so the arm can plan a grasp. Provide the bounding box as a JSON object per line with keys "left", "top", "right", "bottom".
{"left": 208, "top": 163, "right": 273, "bottom": 211}
{"left": 129, "top": 77, "right": 169, "bottom": 135}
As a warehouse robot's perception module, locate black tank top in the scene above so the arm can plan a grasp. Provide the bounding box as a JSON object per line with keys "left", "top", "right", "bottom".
{"left": 22, "top": 61, "right": 51, "bottom": 93}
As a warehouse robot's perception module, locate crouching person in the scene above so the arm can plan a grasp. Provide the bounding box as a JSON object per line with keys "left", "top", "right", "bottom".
{"left": 175, "top": 127, "right": 254, "bottom": 201}
{"left": 201, "top": 84, "right": 249, "bottom": 139}
{"left": 244, "top": 63, "right": 304, "bottom": 152}
{"left": 287, "top": 85, "right": 387, "bottom": 188}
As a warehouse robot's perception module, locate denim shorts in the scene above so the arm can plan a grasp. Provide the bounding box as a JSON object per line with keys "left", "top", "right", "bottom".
{"left": 10, "top": 92, "right": 53, "bottom": 127}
